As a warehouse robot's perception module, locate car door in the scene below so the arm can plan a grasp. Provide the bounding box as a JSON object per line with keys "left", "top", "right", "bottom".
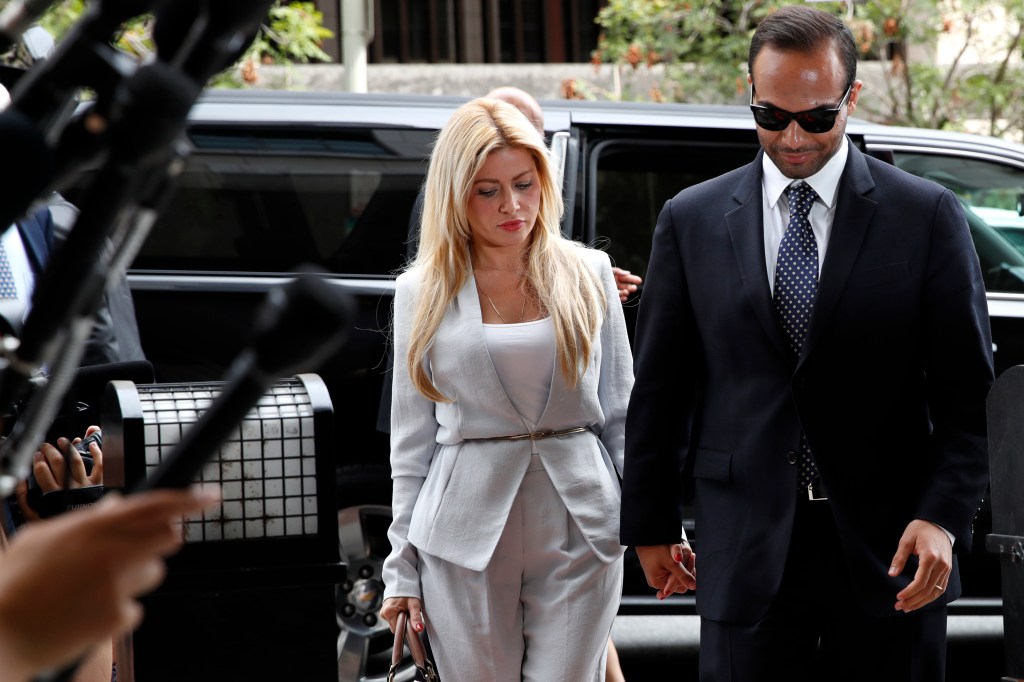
{"left": 863, "top": 137, "right": 1024, "bottom": 608}
{"left": 865, "top": 140, "right": 1024, "bottom": 380}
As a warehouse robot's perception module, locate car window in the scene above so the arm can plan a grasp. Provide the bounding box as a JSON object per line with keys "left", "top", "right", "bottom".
{"left": 117, "top": 127, "right": 432, "bottom": 276}
{"left": 589, "top": 137, "right": 760, "bottom": 276}
{"left": 892, "top": 151, "right": 1024, "bottom": 293}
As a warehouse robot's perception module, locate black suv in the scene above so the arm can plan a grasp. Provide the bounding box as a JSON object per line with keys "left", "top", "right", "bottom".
{"left": 72, "top": 90, "right": 1021, "bottom": 681}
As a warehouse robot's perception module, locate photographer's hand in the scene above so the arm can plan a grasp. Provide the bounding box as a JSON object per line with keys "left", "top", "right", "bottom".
{"left": 14, "top": 426, "right": 103, "bottom": 522}
{"left": 0, "top": 486, "right": 220, "bottom": 682}
{"left": 39, "top": 426, "right": 104, "bottom": 490}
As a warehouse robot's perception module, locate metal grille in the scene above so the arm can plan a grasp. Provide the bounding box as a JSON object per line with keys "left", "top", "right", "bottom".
{"left": 136, "top": 379, "right": 319, "bottom": 542}
{"left": 103, "top": 373, "right": 337, "bottom": 561}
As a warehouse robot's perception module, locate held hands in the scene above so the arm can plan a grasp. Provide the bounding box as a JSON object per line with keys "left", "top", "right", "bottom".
{"left": 381, "top": 597, "right": 425, "bottom": 634}
{"left": 611, "top": 267, "right": 642, "bottom": 303}
{"left": 890, "top": 519, "right": 953, "bottom": 613}
{"left": 635, "top": 542, "right": 696, "bottom": 600}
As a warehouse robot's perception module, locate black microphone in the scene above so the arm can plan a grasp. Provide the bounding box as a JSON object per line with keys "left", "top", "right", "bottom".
{"left": 9, "top": 0, "right": 170, "bottom": 138}
{"left": 0, "top": 60, "right": 197, "bottom": 437}
{"left": 133, "top": 272, "right": 354, "bottom": 491}
{"left": 51, "top": 54, "right": 200, "bottom": 185}
{"left": 0, "top": 108, "right": 54, "bottom": 230}
{"left": 68, "top": 360, "right": 154, "bottom": 401}
{"left": 152, "top": 0, "right": 276, "bottom": 86}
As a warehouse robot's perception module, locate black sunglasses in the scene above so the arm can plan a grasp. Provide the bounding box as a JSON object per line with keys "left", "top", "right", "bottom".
{"left": 749, "top": 83, "right": 853, "bottom": 133}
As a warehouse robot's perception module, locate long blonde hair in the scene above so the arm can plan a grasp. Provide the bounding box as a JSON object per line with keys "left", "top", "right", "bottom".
{"left": 406, "top": 97, "right": 605, "bottom": 402}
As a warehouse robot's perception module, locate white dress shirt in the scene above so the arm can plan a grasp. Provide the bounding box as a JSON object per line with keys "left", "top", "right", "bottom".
{"left": 762, "top": 137, "right": 849, "bottom": 294}
{"left": 0, "top": 224, "right": 37, "bottom": 327}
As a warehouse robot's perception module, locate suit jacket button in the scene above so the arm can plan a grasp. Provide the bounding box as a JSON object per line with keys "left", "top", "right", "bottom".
{"left": 786, "top": 451, "right": 798, "bottom": 464}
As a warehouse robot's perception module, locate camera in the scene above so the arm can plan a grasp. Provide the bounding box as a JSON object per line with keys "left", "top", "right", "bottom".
{"left": 23, "top": 430, "right": 104, "bottom": 518}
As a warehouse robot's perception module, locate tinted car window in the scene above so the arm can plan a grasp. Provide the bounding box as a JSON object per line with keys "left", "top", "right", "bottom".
{"left": 590, "top": 138, "right": 760, "bottom": 275}
{"left": 893, "top": 151, "right": 1024, "bottom": 293}
{"left": 129, "top": 127, "right": 432, "bottom": 275}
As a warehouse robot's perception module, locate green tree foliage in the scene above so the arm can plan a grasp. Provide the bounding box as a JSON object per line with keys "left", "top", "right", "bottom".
{"left": 3, "top": 1, "right": 333, "bottom": 86}
{"left": 852, "top": 0, "right": 1024, "bottom": 138}
{"left": 591, "top": 0, "right": 801, "bottom": 102}
{"left": 591, "top": 0, "right": 1024, "bottom": 138}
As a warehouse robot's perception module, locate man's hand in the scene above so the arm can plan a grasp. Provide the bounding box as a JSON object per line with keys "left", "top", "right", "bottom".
{"left": 612, "top": 267, "right": 642, "bottom": 302}
{"left": 889, "top": 519, "right": 953, "bottom": 613}
{"left": 635, "top": 543, "right": 696, "bottom": 600}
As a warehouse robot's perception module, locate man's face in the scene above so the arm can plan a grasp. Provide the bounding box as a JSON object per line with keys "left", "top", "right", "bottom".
{"left": 749, "top": 43, "right": 861, "bottom": 179}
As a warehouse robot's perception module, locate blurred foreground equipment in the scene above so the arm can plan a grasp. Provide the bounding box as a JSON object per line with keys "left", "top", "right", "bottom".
{"left": 985, "top": 366, "right": 1024, "bottom": 682}
{"left": 104, "top": 374, "right": 342, "bottom": 681}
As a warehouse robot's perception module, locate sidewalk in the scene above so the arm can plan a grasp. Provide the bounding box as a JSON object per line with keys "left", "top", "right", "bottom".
{"left": 612, "top": 615, "right": 1005, "bottom": 679}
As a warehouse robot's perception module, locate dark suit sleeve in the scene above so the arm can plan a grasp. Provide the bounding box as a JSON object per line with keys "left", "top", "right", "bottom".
{"left": 47, "top": 193, "right": 146, "bottom": 365}
{"left": 620, "top": 197, "right": 701, "bottom": 546}
{"left": 918, "top": 189, "right": 994, "bottom": 549}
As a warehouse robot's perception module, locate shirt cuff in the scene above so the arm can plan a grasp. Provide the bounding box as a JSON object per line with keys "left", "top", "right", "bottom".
{"left": 932, "top": 522, "right": 955, "bottom": 547}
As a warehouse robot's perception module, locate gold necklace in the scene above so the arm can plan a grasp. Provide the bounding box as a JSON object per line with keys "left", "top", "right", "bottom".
{"left": 477, "top": 284, "right": 527, "bottom": 323}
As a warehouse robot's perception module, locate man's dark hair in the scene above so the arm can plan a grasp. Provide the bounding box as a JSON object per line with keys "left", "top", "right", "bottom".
{"left": 748, "top": 5, "right": 858, "bottom": 91}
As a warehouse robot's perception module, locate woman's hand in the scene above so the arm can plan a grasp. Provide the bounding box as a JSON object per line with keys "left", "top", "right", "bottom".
{"left": 380, "top": 597, "right": 425, "bottom": 634}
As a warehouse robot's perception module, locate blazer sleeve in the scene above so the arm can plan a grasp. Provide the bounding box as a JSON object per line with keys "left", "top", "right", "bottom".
{"left": 593, "top": 251, "right": 634, "bottom": 478}
{"left": 918, "top": 189, "right": 994, "bottom": 548}
{"left": 620, "top": 197, "right": 701, "bottom": 546}
{"left": 381, "top": 272, "right": 438, "bottom": 601}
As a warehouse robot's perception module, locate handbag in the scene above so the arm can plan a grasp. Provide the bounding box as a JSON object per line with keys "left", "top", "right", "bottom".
{"left": 389, "top": 611, "right": 440, "bottom": 682}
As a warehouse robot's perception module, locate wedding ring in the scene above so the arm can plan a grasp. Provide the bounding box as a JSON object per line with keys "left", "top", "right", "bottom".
{"left": 934, "top": 584, "right": 944, "bottom": 591}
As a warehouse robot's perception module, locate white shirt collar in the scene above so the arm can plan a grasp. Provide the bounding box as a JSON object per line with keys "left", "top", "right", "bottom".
{"left": 762, "top": 136, "right": 850, "bottom": 210}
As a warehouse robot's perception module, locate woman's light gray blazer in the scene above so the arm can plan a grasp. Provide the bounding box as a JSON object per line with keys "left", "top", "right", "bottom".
{"left": 382, "top": 247, "right": 634, "bottom": 601}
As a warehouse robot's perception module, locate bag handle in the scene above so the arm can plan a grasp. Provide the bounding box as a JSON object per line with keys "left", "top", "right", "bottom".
{"left": 388, "top": 611, "right": 440, "bottom": 682}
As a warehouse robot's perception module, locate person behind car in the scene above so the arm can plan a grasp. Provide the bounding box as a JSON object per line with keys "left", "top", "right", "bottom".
{"left": 0, "top": 82, "right": 146, "bottom": 368}
{"left": 379, "top": 97, "right": 633, "bottom": 681}
{"left": 620, "top": 5, "right": 993, "bottom": 681}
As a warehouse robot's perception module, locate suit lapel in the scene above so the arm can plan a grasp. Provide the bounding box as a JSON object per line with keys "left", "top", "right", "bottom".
{"left": 16, "top": 209, "right": 52, "bottom": 276}
{"left": 800, "top": 145, "right": 878, "bottom": 366}
{"left": 726, "top": 152, "right": 791, "bottom": 358}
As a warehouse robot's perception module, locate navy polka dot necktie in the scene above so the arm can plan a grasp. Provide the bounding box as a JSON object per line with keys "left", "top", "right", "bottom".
{"left": 774, "top": 182, "right": 818, "bottom": 354}
{"left": 774, "top": 182, "right": 821, "bottom": 491}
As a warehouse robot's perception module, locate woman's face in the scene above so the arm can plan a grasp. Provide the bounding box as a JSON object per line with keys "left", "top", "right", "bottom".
{"left": 466, "top": 147, "right": 541, "bottom": 256}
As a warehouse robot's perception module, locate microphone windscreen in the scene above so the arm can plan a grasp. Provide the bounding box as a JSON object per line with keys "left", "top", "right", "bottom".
{"left": 70, "top": 360, "right": 155, "bottom": 399}
{"left": 0, "top": 109, "right": 52, "bottom": 228}
{"left": 151, "top": 0, "right": 202, "bottom": 62}
{"left": 249, "top": 271, "right": 355, "bottom": 378}
{"left": 106, "top": 60, "right": 200, "bottom": 165}
{"left": 50, "top": 360, "right": 155, "bottom": 437}
{"left": 154, "top": 0, "right": 274, "bottom": 84}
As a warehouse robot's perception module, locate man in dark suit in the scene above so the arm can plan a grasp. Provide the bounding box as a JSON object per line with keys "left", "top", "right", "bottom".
{"left": 619, "top": 6, "right": 993, "bottom": 681}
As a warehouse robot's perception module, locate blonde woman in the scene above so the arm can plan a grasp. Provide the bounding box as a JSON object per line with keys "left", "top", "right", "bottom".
{"left": 379, "top": 97, "right": 632, "bottom": 681}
